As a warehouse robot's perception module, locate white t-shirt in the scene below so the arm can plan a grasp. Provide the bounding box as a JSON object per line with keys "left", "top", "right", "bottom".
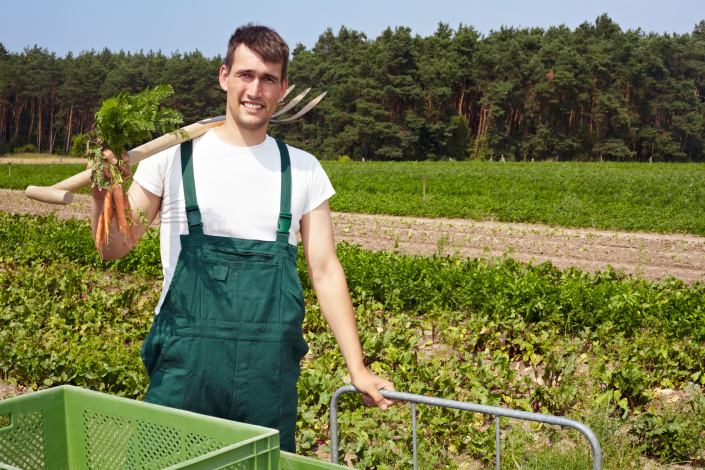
{"left": 133, "top": 130, "right": 335, "bottom": 314}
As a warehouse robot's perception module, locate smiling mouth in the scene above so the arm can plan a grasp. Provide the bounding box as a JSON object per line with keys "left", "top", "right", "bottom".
{"left": 242, "top": 102, "right": 264, "bottom": 110}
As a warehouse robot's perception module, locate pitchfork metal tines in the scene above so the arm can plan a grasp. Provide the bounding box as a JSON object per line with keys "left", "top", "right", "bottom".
{"left": 271, "top": 85, "right": 327, "bottom": 123}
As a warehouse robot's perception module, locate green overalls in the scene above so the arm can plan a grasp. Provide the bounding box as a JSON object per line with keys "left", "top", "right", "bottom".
{"left": 140, "top": 140, "right": 308, "bottom": 452}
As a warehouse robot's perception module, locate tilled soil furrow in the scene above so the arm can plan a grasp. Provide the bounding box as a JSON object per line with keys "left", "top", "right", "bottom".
{"left": 2, "top": 189, "right": 703, "bottom": 283}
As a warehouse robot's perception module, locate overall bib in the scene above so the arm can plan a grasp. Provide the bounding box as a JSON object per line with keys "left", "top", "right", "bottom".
{"left": 140, "top": 140, "right": 308, "bottom": 452}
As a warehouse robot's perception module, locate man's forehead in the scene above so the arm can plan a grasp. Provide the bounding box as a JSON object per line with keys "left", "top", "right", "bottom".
{"left": 232, "top": 44, "right": 283, "bottom": 77}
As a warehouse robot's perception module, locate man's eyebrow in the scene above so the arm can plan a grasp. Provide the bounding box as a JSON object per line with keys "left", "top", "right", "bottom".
{"left": 233, "top": 68, "right": 280, "bottom": 82}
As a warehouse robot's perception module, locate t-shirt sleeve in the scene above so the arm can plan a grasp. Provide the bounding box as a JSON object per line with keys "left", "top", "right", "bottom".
{"left": 303, "top": 157, "right": 335, "bottom": 215}
{"left": 133, "top": 147, "right": 173, "bottom": 197}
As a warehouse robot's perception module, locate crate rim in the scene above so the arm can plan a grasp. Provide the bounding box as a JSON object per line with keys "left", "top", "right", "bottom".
{"left": 0, "top": 384, "right": 280, "bottom": 438}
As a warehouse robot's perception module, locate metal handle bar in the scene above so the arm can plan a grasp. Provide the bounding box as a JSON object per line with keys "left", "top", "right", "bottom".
{"left": 330, "top": 385, "right": 602, "bottom": 470}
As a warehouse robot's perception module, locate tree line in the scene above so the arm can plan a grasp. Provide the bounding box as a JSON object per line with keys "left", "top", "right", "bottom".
{"left": 0, "top": 47, "right": 224, "bottom": 156}
{"left": 2, "top": 14, "right": 704, "bottom": 162}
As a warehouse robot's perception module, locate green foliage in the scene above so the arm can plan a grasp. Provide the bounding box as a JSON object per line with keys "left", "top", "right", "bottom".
{"left": 13, "top": 144, "right": 37, "bottom": 153}
{"left": 0, "top": 213, "right": 162, "bottom": 397}
{"left": 631, "top": 389, "right": 705, "bottom": 464}
{"left": 0, "top": 164, "right": 88, "bottom": 191}
{"left": 90, "top": 85, "right": 186, "bottom": 190}
{"left": 271, "top": 18, "right": 705, "bottom": 162}
{"left": 448, "top": 114, "right": 470, "bottom": 160}
{"left": 337, "top": 155, "right": 351, "bottom": 162}
{"left": 70, "top": 134, "right": 92, "bottom": 158}
{"left": 3, "top": 17, "right": 705, "bottom": 161}
{"left": 2, "top": 211, "right": 704, "bottom": 468}
{"left": 323, "top": 160, "right": 705, "bottom": 235}
{"left": 0, "top": 164, "right": 142, "bottom": 193}
{"left": 95, "top": 84, "right": 185, "bottom": 157}
{"left": 10, "top": 158, "right": 705, "bottom": 236}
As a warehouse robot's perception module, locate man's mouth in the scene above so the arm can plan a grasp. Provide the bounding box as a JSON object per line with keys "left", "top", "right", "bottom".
{"left": 242, "top": 102, "right": 264, "bottom": 110}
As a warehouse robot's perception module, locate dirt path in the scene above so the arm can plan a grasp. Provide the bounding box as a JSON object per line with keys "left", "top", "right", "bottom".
{"left": 331, "top": 212, "right": 705, "bottom": 283}
{"left": 0, "top": 157, "right": 87, "bottom": 164}
{"left": 2, "top": 188, "right": 704, "bottom": 283}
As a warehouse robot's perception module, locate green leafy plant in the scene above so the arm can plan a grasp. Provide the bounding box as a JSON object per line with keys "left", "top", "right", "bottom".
{"left": 2, "top": 212, "right": 705, "bottom": 468}
{"left": 90, "top": 84, "right": 186, "bottom": 191}
{"left": 631, "top": 392, "right": 705, "bottom": 464}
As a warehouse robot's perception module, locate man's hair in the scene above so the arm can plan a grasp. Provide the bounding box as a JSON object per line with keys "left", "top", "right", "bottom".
{"left": 224, "top": 24, "right": 289, "bottom": 80}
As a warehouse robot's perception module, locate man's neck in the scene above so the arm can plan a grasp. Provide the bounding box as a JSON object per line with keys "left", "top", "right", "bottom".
{"left": 214, "top": 119, "right": 268, "bottom": 147}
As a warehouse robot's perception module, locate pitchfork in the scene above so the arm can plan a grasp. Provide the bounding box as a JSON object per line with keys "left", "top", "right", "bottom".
{"left": 25, "top": 86, "right": 326, "bottom": 205}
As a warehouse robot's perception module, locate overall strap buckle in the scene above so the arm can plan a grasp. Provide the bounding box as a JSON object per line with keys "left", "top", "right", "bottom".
{"left": 185, "top": 204, "right": 203, "bottom": 233}
{"left": 277, "top": 211, "right": 292, "bottom": 237}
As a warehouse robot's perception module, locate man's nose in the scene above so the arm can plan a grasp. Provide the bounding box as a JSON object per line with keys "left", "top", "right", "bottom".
{"left": 246, "top": 79, "right": 265, "bottom": 97}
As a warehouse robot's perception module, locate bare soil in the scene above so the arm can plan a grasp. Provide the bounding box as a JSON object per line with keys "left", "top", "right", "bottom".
{"left": 0, "top": 382, "right": 30, "bottom": 400}
{"left": 2, "top": 188, "right": 704, "bottom": 283}
{"left": 330, "top": 213, "right": 705, "bottom": 284}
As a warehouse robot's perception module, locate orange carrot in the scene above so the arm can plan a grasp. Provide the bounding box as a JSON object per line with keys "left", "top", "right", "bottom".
{"left": 96, "top": 211, "right": 106, "bottom": 252}
{"left": 122, "top": 188, "right": 138, "bottom": 247}
{"left": 103, "top": 188, "right": 114, "bottom": 246}
{"left": 111, "top": 183, "right": 131, "bottom": 246}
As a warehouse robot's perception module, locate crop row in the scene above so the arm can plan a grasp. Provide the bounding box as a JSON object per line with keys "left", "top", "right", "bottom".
{"left": 2, "top": 212, "right": 704, "bottom": 466}
{"left": 2, "top": 160, "right": 704, "bottom": 235}
{"left": 0, "top": 163, "right": 88, "bottom": 192}
{"left": 323, "top": 161, "right": 705, "bottom": 235}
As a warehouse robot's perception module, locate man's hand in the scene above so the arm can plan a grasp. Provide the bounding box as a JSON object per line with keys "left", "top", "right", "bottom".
{"left": 352, "top": 368, "right": 397, "bottom": 410}
{"left": 88, "top": 149, "right": 131, "bottom": 200}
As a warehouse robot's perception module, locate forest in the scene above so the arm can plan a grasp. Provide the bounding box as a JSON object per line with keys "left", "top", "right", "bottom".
{"left": 1, "top": 14, "right": 704, "bottom": 162}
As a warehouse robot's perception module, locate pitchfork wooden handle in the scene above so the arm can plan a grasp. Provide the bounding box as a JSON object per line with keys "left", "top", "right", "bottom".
{"left": 25, "top": 117, "right": 225, "bottom": 205}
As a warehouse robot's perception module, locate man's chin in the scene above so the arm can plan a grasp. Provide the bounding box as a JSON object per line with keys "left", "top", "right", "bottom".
{"left": 234, "top": 114, "right": 269, "bottom": 131}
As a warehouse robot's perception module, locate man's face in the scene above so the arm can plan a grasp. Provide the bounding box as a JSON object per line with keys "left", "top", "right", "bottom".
{"left": 219, "top": 44, "right": 288, "bottom": 131}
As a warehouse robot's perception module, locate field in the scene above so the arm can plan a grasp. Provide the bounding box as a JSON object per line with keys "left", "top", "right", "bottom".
{"left": 323, "top": 161, "right": 705, "bottom": 236}
{"left": 2, "top": 159, "right": 705, "bottom": 235}
{"left": 1, "top": 160, "right": 704, "bottom": 468}
{"left": 0, "top": 161, "right": 88, "bottom": 191}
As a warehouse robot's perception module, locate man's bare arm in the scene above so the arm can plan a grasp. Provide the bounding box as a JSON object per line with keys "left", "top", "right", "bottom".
{"left": 300, "top": 200, "right": 395, "bottom": 410}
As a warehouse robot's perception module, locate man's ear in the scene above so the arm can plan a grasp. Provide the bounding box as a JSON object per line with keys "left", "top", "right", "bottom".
{"left": 219, "top": 65, "right": 229, "bottom": 92}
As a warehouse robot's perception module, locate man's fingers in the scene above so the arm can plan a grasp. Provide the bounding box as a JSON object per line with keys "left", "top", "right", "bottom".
{"left": 102, "top": 149, "right": 131, "bottom": 165}
{"left": 363, "top": 385, "right": 395, "bottom": 410}
{"left": 371, "top": 390, "right": 390, "bottom": 410}
{"left": 121, "top": 152, "right": 132, "bottom": 179}
{"left": 101, "top": 149, "right": 132, "bottom": 179}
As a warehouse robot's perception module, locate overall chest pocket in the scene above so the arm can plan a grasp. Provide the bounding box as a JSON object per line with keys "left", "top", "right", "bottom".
{"left": 203, "top": 248, "right": 283, "bottom": 324}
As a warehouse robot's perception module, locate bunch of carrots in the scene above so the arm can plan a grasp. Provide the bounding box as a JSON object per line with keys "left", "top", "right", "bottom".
{"left": 89, "top": 85, "right": 185, "bottom": 253}
{"left": 95, "top": 171, "right": 137, "bottom": 252}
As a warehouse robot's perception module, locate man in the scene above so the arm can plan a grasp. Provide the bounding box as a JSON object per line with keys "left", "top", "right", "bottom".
{"left": 91, "top": 24, "right": 394, "bottom": 452}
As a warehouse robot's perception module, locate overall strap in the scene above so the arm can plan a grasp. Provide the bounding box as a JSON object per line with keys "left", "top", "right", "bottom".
{"left": 180, "top": 140, "right": 203, "bottom": 235}
{"left": 276, "top": 140, "right": 292, "bottom": 244}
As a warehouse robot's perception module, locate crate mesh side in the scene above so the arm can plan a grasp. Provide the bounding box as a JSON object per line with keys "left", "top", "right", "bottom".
{"left": 0, "top": 410, "right": 46, "bottom": 470}
{"left": 78, "top": 403, "right": 266, "bottom": 470}
{"left": 136, "top": 420, "right": 184, "bottom": 470}
{"left": 185, "top": 433, "right": 227, "bottom": 460}
{"left": 83, "top": 409, "right": 133, "bottom": 470}
{"left": 215, "top": 463, "right": 250, "bottom": 470}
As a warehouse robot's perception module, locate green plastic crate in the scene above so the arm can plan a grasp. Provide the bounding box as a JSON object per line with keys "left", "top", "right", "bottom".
{"left": 0, "top": 385, "right": 280, "bottom": 470}
{"left": 279, "top": 452, "right": 347, "bottom": 469}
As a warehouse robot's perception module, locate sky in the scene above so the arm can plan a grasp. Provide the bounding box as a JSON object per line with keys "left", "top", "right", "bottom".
{"left": 3, "top": 0, "right": 703, "bottom": 59}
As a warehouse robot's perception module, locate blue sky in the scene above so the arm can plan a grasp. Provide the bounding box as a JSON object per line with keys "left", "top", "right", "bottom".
{"left": 3, "top": 0, "right": 703, "bottom": 58}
